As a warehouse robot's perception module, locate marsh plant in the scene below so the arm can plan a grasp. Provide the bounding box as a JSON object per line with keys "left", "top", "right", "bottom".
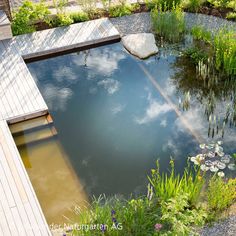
{"left": 151, "top": 6, "right": 185, "bottom": 43}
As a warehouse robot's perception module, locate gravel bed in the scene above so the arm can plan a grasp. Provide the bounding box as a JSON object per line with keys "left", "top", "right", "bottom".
{"left": 110, "top": 12, "right": 236, "bottom": 36}
{"left": 111, "top": 12, "right": 236, "bottom": 236}
{"left": 200, "top": 216, "right": 236, "bottom": 236}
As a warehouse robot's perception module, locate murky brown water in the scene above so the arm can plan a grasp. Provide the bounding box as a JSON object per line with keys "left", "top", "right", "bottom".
{"left": 10, "top": 117, "right": 88, "bottom": 224}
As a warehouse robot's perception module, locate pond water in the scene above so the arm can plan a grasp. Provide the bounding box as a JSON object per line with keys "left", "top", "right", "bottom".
{"left": 14, "top": 42, "right": 236, "bottom": 224}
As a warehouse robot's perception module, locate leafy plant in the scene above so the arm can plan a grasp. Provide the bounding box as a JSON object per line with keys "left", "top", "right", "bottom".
{"left": 12, "top": 0, "right": 50, "bottom": 35}
{"left": 70, "top": 11, "right": 89, "bottom": 23}
{"left": 226, "top": 12, "right": 236, "bottom": 21}
{"left": 161, "top": 193, "right": 207, "bottom": 235}
{"left": 191, "top": 25, "right": 212, "bottom": 43}
{"left": 148, "top": 160, "right": 205, "bottom": 206}
{"left": 184, "top": 47, "right": 208, "bottom": 65}
{"left": 207, "top": 176, "right": 236, "bottom": 213}
{"left": 183, "top": 0, "right": 205, "bottom": 12}
{"left": 151, "top": 6, "right": 185, "bottom": 43}
{"left": 146, "top": 0, "right": 182, "bottom": 10}
{"left": 109, "top": 0, "right": 135, "bottom": 17}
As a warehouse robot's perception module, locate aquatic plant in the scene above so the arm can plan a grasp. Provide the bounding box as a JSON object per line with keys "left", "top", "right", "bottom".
{"left": 151, "top": 6, "right": 185, "bottom": 43}
{"left": 148, "top": 160, "right": 204, "bottom": 205}
{"left": 190, "top": 141, "right": 236, "bottom": 175}
{"left": 191, "top": 26, "right": 212, "bottom": 44}
{"left": 214, "top": 30, "right": 236, "bottom": 77}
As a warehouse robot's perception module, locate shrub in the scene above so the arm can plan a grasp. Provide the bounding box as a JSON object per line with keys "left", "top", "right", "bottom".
{"left": 70, "top": 12, "right": 89, "bottom": 23}
{"left": 151, "top": 6, "right": 185, "bottom": 43}
{"left": 12, "top": 0, "right": 50, "bottom": 35}
{"left": 50, "top": 13, "right": 73, "bottom": 27}
{"left": 161, "top": 193, "right": 207, "bottom": 235}
{"left": 183, "top": 0, "right": 205, "bottom": 13}
{"left": 207, "top": 176, "right": 236, "bottom": 212}
{"left": 146, "top": 0, "right": 182, "bottom": 10}
{"left": 226, "top": 12, "right": 236, "bottom": 21}
{"left": 109, "top": 0, "right": 134, "bottom": 17}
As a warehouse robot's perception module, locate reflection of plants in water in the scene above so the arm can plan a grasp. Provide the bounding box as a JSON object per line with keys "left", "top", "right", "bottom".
{"left": 172, "top": 50, "right": 236, "bottom": 138}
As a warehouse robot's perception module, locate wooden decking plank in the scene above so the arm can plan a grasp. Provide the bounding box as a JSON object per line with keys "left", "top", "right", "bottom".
{"left": 0, "top": 206, "right": 11, "bottom": 236}
{"left": 0, "top": 121, "right": 51, "bottom": 236}
{"left": 0, "top": 181, "right": 19, "bottom": 236}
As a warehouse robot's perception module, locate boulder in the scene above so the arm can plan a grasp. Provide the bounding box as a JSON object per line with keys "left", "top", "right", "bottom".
{"left": 122, "top": 33, "right": 158, "bottom": 59}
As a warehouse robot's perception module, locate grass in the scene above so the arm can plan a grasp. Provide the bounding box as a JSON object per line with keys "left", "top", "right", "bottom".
{"left": 151, "top": 6, "right": 185, "bottom": 43}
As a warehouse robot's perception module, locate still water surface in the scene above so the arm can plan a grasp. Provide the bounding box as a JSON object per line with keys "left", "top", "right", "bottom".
{"left": 13, "top": 43, "right": 236, "bottom": 223}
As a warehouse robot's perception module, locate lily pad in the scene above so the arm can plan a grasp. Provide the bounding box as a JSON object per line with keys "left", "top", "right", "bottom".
{"left": 207, "top": 151, "right": 215, "bottom": 158}
{"left": 228, "top": 163, "right": 236, "bottom": 170}
{"left": 216, "top": 151, "right": 224, "bottom": 157}
{"left": 216, "top": 161, "right": 226, "bottom": 170}
{"left": 205, "top": 160, "right": 213, "bottom": 166}
{"left": 199, "top": 144, "right": 206, "bottom": 149}
{"left": 210, "top": 166, "right": 219, "bottom": 172}
{"left": 221, "top": 156, "right": 231, "bottom": 164}
{"left": 200, "top": 164, "right": 209, "bottom": 171}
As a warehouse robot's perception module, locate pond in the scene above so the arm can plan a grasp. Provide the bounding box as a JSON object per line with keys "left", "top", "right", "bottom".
{"left": 12, "top": 42, "right": 236, "bottom": 224}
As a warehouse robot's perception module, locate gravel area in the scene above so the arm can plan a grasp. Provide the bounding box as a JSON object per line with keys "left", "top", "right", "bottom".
{"left": 200, "top": 216, "right": 236, "bottom": 236}
{"left": 110, "top": 12, "right": 236, "bottom": 36}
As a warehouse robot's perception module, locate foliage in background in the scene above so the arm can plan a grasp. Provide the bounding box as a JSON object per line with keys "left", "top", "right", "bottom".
{"left": 146, "top": 0, "right": 182, "bottom": 10}
{"left": 109, "top": 0, "right": 139, "bottom": 18}
{"left": 151, "top": 6, "right": 185, "bottom": 42}
{"left": 12, "top": 0, "right": 50, "bottom": 35}
{"left": 182, "top": 0, "right": 204, "bottom": 12}
{"left": 226, "top": 12, "right": 236, "bottom": 20}
{"left": 70, "top": 12, "right": 89, "bottom": 23}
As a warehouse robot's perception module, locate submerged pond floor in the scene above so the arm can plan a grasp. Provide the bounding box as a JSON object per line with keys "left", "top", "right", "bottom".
{"left": 13, "top": 42, "right": 236, "bottom": 224}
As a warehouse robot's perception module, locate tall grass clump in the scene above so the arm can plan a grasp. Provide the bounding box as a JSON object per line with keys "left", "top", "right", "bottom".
{"left": 182, "top": 0, "right": 204, "bottom": 13}
{"left": 207, "top": 176, "right": 236, "bottom": 212}
{"left": 148, "top": 160, "right": 205, "bottom": 206}
{"left": 214, "top": 30, "right": 236, "bottom": 77}
{"left": 151, "top": 6, "right": 185, "bottom": 43}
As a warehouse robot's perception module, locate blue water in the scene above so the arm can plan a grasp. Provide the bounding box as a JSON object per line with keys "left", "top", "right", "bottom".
{"left": 27, "top": 43, "right": 236, "bottom": 198}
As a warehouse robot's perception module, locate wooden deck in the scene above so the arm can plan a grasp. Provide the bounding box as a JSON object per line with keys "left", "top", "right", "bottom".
{"left": 0, "top": 18, "right": 120, "bottom": 236}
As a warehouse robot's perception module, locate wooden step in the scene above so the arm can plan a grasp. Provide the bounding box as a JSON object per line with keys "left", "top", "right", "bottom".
{"left": 9, "top": 115, "right": 53, "bottom": 135}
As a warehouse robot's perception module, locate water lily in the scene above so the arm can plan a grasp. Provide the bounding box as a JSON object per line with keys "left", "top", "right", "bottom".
{"left": 199, "top": 143, "right": 206, "bottom": 149}
{"left": 207, "top": 151, "right": 215, "bottom": 158}
{"left": 210, "top": 166, "right": 219, "bottom": 172}
{"left": 200, "top": 164, "right": 209, "bottom": 171}
{"left": 216, "top": 161, "right": 226, "bottom": 170}
{"left": 217, "top": 171, "right": 225, "bottom": 177}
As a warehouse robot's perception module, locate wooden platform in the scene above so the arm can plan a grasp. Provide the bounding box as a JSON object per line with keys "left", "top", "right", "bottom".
{"left": 0, "top": 18, "right": 120, "bottom": 236}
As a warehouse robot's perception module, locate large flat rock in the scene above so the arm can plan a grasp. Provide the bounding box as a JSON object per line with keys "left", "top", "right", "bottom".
{"left": 122, "top": 33, "right": 158, "bottom": 59}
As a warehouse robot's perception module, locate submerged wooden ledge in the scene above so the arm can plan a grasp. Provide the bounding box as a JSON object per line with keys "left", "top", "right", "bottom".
{"left": 0, "top": 18, "right": 120, "bottom": 236}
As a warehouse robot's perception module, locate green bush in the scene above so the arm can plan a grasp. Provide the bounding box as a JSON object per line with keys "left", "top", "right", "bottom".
{"left": 207, "top": 176, "right": 236, "bottom": 212}
{"left": 70, "top": 12, "right": 89, "bottom": 23}
{"left": 161, "top": 193, "right": 207, "bottom": 235}
{"left": 226, "top": 12, "right": 236, "bottom": 21}
{"left": 12, "top": 0, "right": 50, "bottom": 35}
{"left": 183, "top": 0, "right": 204, "bottom": 12}
{"left": 109, "top": 1, "right": 134, "bottom": 17}
{"left": 146, "top": 0, "right": 182, "bottom": 10}
{"left": 50, "top": 13, "right": 73, "bottom": 27}
{"left": 151, "top": 6, "right": 185, "bottom": 43}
